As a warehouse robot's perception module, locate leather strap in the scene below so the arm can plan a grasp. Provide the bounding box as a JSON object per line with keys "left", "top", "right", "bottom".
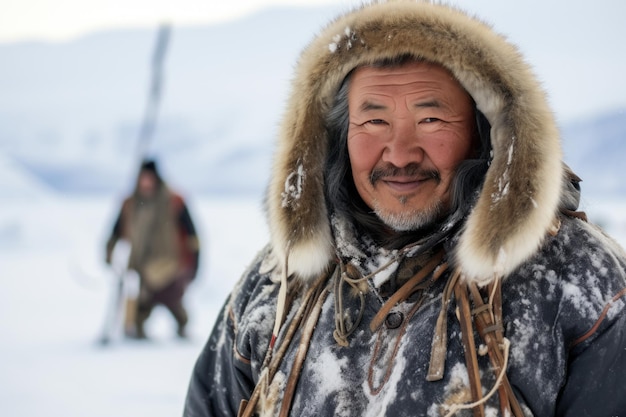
{"left": 468, "top": 282, "right": 525, "bottom": 417}
{"left": 455, "top": 281, "right": 485, "bottom": 417}
{"left": 237, "top": 269, "right": 334, "bottom": 417}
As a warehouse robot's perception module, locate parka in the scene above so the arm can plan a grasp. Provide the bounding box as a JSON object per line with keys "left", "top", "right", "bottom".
{"left": 184, "top": 2, "right": 626, "bottom": 416}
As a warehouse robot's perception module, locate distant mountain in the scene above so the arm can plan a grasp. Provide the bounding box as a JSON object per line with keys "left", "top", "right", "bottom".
{"left": 0, "top": 4, "right": 624, "bottom": 201}
{"left": 562, "top": 109, "right": 626, "bottom": 197}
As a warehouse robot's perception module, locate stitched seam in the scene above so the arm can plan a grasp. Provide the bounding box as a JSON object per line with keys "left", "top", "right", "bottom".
{"left": 233, "top": 345, "right": 252, "bottom": 365}
{"left": 570, "top": 287, "right": 626, "bottom": 348}
{"left": 228, "top": 304, "right": 252, "bottom": 365}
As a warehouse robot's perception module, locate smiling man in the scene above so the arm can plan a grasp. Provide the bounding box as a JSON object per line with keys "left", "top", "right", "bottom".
{"left": 184, "top": 2, "right": 626, "bottom": 416}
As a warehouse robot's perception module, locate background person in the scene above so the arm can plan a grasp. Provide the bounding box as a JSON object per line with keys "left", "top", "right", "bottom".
{"left": 106, "top": 159, "right": 200, "bottom": 339}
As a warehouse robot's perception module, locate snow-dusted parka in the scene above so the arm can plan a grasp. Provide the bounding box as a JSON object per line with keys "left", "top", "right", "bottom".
{"left": 184, "top": 2, "right": 626, "bottom": 416}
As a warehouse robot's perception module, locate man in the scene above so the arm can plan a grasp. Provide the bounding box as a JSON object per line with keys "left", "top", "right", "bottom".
{"left": 106, "top": 159, "right": 200, "bottom": 339}
{"left": 184, "top": 2, "right": 626, "bottom": 416}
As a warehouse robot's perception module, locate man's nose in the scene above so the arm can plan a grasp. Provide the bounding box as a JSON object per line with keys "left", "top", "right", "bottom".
{"left": 381, "top": 123, "right": 424, "bottom": 168}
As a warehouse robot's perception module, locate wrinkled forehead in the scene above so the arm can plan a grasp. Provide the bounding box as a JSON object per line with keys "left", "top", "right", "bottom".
{"left": 350, "top": 59, "right": 472, "bottom": 100}
{"left": 344, "top": 60, "right": 475, "bottom": 119}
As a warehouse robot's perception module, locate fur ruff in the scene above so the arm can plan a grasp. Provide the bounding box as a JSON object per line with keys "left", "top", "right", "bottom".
{"left": 266, "top": 1, "right": 563, "bottom": 285}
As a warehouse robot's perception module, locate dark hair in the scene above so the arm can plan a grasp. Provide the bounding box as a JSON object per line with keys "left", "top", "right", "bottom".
{"left": 134, "top": 158, "right": 164, "bottom": 194}
{"left": 140, "top": 159, "right": 159, "bottom": 175}
{"left": 323, "top": 62, "right": 492, "bottom": 248}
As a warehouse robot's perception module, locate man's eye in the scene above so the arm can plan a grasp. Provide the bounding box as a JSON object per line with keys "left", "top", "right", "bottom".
{"left": 421, "top": 117, "right": 441, "bottom": 123}
{"left": 367, "top": 119, "right": 386, "bottom": 125}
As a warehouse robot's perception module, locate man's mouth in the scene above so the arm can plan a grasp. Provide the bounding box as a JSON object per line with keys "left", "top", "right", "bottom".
{"left": 370, "top": 165, "right": 440, "bottom": 188}
{"left": 383, "top": 176, "right": 429, "bottom": 190}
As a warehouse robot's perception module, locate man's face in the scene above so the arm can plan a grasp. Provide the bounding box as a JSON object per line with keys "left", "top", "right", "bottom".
{"left": 347, "top": 61, "right": 476, "bottom": 231}
{"left": 138, "top": 171, "right": 157, "bottom": 198}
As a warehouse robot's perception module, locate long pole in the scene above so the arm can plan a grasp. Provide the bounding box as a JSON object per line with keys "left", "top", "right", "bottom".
{"left": 136, "top": 23, "right": 171, "bottom": 161}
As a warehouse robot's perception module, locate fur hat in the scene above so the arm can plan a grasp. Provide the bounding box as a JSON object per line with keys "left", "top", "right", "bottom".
{"left": 266, "top": 1, "right": 563, "bottom": 285}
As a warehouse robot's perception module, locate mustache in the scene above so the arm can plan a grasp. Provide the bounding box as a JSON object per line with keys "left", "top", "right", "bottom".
{"left": 369, "top": 163, "right": 440, "bottom": 186}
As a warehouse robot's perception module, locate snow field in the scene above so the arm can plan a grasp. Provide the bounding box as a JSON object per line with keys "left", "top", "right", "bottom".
{"left": 0, "top": 195, "right": 268, "bottom": 417}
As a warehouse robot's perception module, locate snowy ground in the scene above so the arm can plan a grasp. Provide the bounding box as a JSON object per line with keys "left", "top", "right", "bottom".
{"left": 0, "top": 195, "right": 268, "bottom": 417}
{"left": 1, "top": 194, "right": 625, "bottom": 417}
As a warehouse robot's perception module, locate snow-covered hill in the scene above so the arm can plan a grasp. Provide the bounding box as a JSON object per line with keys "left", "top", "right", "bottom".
{"left": 562, "top": 109, "right": 626, "bottom": 197}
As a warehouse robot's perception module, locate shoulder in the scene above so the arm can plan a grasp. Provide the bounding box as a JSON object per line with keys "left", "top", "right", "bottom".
{"left": 227, "top": 245, "right": 282, "bottom": 363}
{"left": 519, "top": 215, "right": 626, "bottom": 288}
{"left": 167, "top": 189, "right": 186, "bottom": 208}
{"left": 544, "top": 216, "right": 626, "bottom": 297}
{"left": 555, "top": 217, "right": 626, "bottom": 346}
{"left": 508, "top": 215, "right": 626, "bottom": 345}
{"left": 121, "top": 196, "right": 134, "bottom": 212}
{"left": 229, "top": 245, "right": 281, "bottom": 316}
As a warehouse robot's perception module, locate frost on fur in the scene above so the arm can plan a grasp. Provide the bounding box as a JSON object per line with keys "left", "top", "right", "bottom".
{"left": 281, "top": 163, "right": 304, "bottom": 209}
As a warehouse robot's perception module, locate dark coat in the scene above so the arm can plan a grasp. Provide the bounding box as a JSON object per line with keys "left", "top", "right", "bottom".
{"left": 106, "top": 189, "right": 200, "bottom": 288}
{"left": 184, "top": 215, "right": 626, "bottom": 416}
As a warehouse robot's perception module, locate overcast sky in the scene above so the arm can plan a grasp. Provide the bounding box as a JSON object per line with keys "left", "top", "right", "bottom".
{"left": 2, "top": 0, "right": 625, "bottom": 122}
{"left": 4, "top": 0, "right": 624, "bottom": 44}
{"left": 0, "top": 0, "right": 339, "bottom": 43}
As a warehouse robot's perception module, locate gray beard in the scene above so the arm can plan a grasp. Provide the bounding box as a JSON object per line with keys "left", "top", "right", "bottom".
{"left": 373, "top": 197, "right": 443, "bottom": 232}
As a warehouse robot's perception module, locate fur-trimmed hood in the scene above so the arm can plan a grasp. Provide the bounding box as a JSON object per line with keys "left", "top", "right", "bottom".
{"left": 266, "top": 1, "right": 563, "bottom": 285}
